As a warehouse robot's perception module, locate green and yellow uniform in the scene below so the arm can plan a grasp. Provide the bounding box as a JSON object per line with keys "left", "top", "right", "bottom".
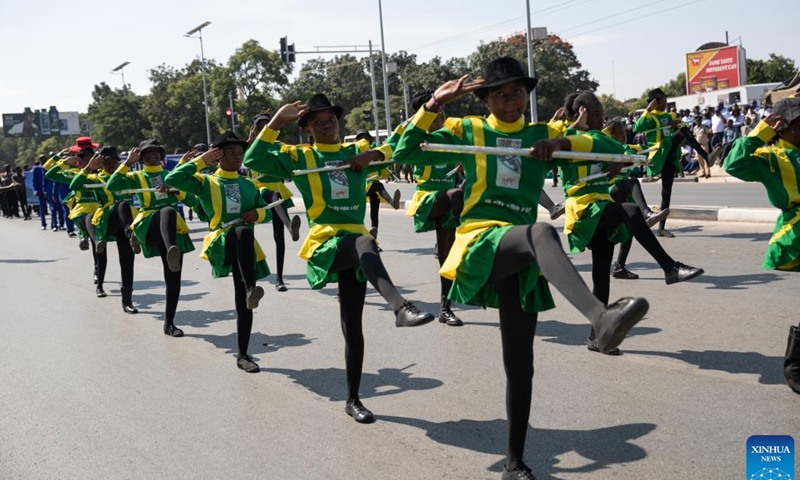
{"left": 243, "top": 127, "right": 393, "bottom": 289}
{"left": 45, "top": 159, "right": 100, "bottom": 225}
{"left": 559, "top": 130, "right": 632, "bottom": 253}
{"left": 165, "top": 158, "right": 272, "bottom": 280}
{"left": 384, "top": 121, "right": 459, "bottom": 232}
{"left": 393, "top": 108, "right": 578, "bottom": 313}
{"left": 252, "top": 172, "right": 295, "bottom": 209}
{"left": 69, "top": 170, "right": 137, "bottom": 242}
{"left": 724, "top": 121, "right": 800, "bottom": 271}
{"left": 634, "top": 110, "right": 680, "bottom": 175}
{"left": 106, "top": 165, "right": 196, "bottom": 258}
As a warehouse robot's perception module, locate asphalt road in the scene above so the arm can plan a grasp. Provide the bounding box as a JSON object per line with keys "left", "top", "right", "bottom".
{"left": 0, "top": 209, "right": 796, "bottom": 480}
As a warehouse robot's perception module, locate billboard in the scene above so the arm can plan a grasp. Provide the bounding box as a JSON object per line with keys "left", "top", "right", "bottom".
{"left": 685, "top": 45, "right": 747, "bottom": 94}
{"left": 2, "top": 107, "right": 79, "bottom": 138}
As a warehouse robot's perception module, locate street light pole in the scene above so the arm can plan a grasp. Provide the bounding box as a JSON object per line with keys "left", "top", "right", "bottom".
{"left": 185, "top": 21, "right": 212, "bottom": 145}
{"left": 111, "top": 61, "right": 130, "bottom": 93}
{"left": 525, "top": 0, "right": 538, "bottom": 122}
{"left": 378, "top": 0, "right": 392, "bottom": 133}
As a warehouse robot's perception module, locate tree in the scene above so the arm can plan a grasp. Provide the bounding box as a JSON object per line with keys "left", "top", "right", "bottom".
{"left": 143, "top": 60, "right": 220, "bottom": 150}
{"left": 747, "top": 54, "right": 797, "bottom": 85}
{"left": 597, "top": 94, "right": 628, "bottom": 119}
{"left": 86, "top": 82, "right": 151, "bottom": 149}
{"left": 468, "top": 33, "right": 599, "bottom": 120}
{"left": 0, "top": 137, "right": 19, "bottom": 168}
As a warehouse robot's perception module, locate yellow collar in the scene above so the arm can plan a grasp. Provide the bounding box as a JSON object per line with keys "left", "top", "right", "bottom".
{"left": 314, "top": 143, "right": 341, "bottom": 153}
{"left": 652, "top": 110, "right": 666, "bottom": 115}
{"left": 215, "top": 169, "right": 239, "bottom": 179}
{"left": 779, "top": 139, "right": 799, "bottom": 150}
{"left": 143, "top": 165, "right": 163, "bottom": 173}
{"left": 486, "top": 115, "right": 524, "bottom": 133}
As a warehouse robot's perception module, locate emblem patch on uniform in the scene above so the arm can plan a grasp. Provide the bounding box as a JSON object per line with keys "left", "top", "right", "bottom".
{"left": 325, "top": 161, "right": 349, "bottom": 200}
{"left": 495, "top": 137, "right": 522, "bottom": 189}
{"left": 224, "top": 184, "right": 241, "bottom": 214}
{"left": 149, "top": 176, "right": 168, "bottom": 200}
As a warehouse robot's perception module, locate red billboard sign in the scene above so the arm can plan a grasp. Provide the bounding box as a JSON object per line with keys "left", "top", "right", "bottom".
{"left": 685, "top": 45, "right": 747, "bottom": 94}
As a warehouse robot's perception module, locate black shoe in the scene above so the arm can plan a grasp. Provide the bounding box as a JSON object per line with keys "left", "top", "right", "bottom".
{"left": 439, "top": 297, "right": 463, "bottom": 326}
{"left": 657, "top": 229, "right": 675, "bottom": 238}
{"left": 275, "top": 281, "right": 288, "bottom": 292}
{"left": 163, "top": 324, "right": 184, "bottom": 337}
{"left": 550, "top": 202, "right": 565, "bottom": 221}
{"left": 93, "top": 274, "right": 98, "bottom": 285}
{"left": 587, "top": 338, "right": 621, "bottom": 355}
{"left": 68, "top": 231, "right": 77, "bottom": 238}
{"left": 502, "top": 463, "right": 537, "bottom": 480}
{"left": 289, "top": 215, "right": 301, "bottom": 242}
{"left": 391, "top": 189, "right": 401, "bottom": 210}
{"left": 122, "top": 303, "right": 139, "bottom": 314}
{"left": 665, "top": 261, "right": 704, "bottom": 285}
{"left": 129, "top": 234, "right": 141, "bottom": 254}
{"left": 784, "top": 326, "right": 800, "bottom": 395}
{"left": 96, "top": 241, "right": 106, "bottom": 254}
{"left": 51, "top": 227, "right": 58, "bottom": 232}
{"left": 41, "top": 225, "right": 47, "bottom": 231}
{"left": 246, "top": 286, "right": 265, "bottom": 309}
{"left": 644, "top": 208, "right": 670, "bottom": 228}
{"left": 395, "top": 300, "right": 436, "bottom": 327}
{"left": 594, "top": 297, "right": 649, "bottom": 352}
{"left": 166, "top": 245, "right": 181, "bottom": 273}
{"left": 611, "top": 263, "right": 639, "bottom": 280}
{"left": 344, "top": 400, "right": 375, "bottom": 424}
{"left": 79, "top": 238, "right": 89, "bottom": 250}
{"left": 96, "top": 287, "right": 107, "bottom": 298}
{"left": 369, "top": 226, "right": 378, "bottom": 239}
{"left": 237, "top": 354, "right": 259, "bottom": 373}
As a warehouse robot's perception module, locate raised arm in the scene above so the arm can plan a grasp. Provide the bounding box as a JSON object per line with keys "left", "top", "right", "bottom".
{"left": 106, "top": 147, "right": 140, "bottom": 192}
{"left": 244, "top": 102, "right": 309, "bottom": 178}
{"left": 165, "top": 149, "right": 219, "bottom": 196}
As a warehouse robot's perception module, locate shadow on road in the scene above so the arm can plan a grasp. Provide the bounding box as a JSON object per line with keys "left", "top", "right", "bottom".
{"left": 177, "top": 309, "right": 237, "bottom": 328}
{"left": 380, "top": 415, "right": 655, "bottom": 477}
{"left": 133, "top": 291, "right": 208, "bottom": 311}
{"left": 263, "top": 364, "right": 443, "bottom": 402}
{"left": 132, "top": 279, "right": 200, "bottom": 291}
{"left": 626, "top": 349, "right": 785, "bottom": 385}
{"left": 685, "top": 272, "right": 782, "bottom": 290}
{"left": 703, "top": 231, "right": 773, "bottom": 242}
{"left": 188, "top": 331, "right": 314, "bottom": 356}
{"left": 0, "top": 258, "right": 66, "bottom": 264}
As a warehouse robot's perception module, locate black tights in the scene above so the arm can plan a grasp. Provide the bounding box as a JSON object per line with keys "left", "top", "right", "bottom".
{"left": 261, "top": 190, "right": 291, "bottom": 280}
{"left": 610, "top": 179, "right": 649, "bottom": 266}
{"left": 82, "top": 215, "right": 107, "bottom": 289}
{"left": 486, "top": 223, "right": 607, "bottom": 469}
{"left": 367, "top": 181, "right": 393, "bottom": 229}
{"left": 329, "top": 235, "right": 407, "bottom": 402}
{"left": 427, "top": 188, "right": 463, "bottom": 297}
{"left": 225, "top": 226, "right": 257, "bottom": 356}
{"left": 146, "top": 207, "right": 182, "bottom": 326}
{"left": 587, "top": 202, "right": 675, "bottom": 339}
{"left": 658, "top": 142, "right": 680, "bottom": 231}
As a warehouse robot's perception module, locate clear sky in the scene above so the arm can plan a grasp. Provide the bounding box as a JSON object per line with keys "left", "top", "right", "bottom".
{"left": 0, "top": 0, "right": 797, "bottom": 116}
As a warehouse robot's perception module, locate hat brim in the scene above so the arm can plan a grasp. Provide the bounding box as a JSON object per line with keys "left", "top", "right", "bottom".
{"left": 69, "top": 142, "right": 99, "bottom": 152}
{"left": 140, "top": 145, "right": 167, "bottom": 154}
{"left": 474, "top": 76, "right": 538, "bottom": 100}
{"left": 298, "top": 105, "right": 344, "bottom": 127}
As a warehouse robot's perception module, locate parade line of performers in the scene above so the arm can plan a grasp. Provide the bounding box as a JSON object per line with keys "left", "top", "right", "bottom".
{"left": 29, "top": 56, "right": 800, "bottom": 480}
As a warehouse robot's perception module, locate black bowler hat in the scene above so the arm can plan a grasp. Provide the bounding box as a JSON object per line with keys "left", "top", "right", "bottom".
{"left": 99, "top": 146, "right": 120, "bottom": 160}
{"left": 354, "top": 129, "right": 372, "bottom": 142}
{"left": 411, "top": 90, "right": 435, "bottom": 111}
{"left": 298, "top": 94, "right": 344, "bottom": 127}
{"left": 474, "top": 57, "right": 538, "bottom": 100}
{"left": 211, "top": 130, "right": 249, "bottom": 149}
{"left": 192, "top": 143, "right": 209, "bottom": 153}
{"left": 647, "top": 88, "right": 667, "bottom": 101}
{"left": 76, "top": 147, "right": 95, "bottom": 158}
{"left": 138, "top": 139, "right": 166, "bottom": 159}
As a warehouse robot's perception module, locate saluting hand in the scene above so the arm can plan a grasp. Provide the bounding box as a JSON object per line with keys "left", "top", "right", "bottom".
{"left": 270, "top": 101, "right": 310, "bottom": 129}
{"left": 551, "top": 107, "right": 566, "bottom": 122}
{"left": 200, "top": 147, "right": 223, "bottom": 167}
{"left": 764, "top": 113, "right": 786, "bottom": 132}
{"left": 84, "top": 153, "right": 102, "bottom": 172}
{"left": 125, "top": 148, "right": 141, "bottom": 167}
{"left": 646, "top": 98, "right": 658, "bottom": 112}
{"left": 572, "top": 106, "right": 590, "bottom": 131}
{"left": 240, "top": 210, "right": 259, "bottom": 223}
{"left": 57, "top": 147, "right": 72, "bottom": 158}
{"left": 428, "top": 75, "right": 484, "bottom": 110}
{"left": 63, "top": 155, "right": 81, "bottom": 167}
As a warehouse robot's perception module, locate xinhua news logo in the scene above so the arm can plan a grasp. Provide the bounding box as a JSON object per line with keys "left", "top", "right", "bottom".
{"left": 747, "top": 435, "right": 794, "bottom": 479}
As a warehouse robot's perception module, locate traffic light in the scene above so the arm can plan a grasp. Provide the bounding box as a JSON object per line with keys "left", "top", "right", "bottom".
{"left": 225, "top": 108, "right": 233, "bottom": 117}
{"left": 279, "top": 36, "right": 296, "bottom": 65}
{"left": 363, "top": 109, "right": 373, "bottom": 124}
